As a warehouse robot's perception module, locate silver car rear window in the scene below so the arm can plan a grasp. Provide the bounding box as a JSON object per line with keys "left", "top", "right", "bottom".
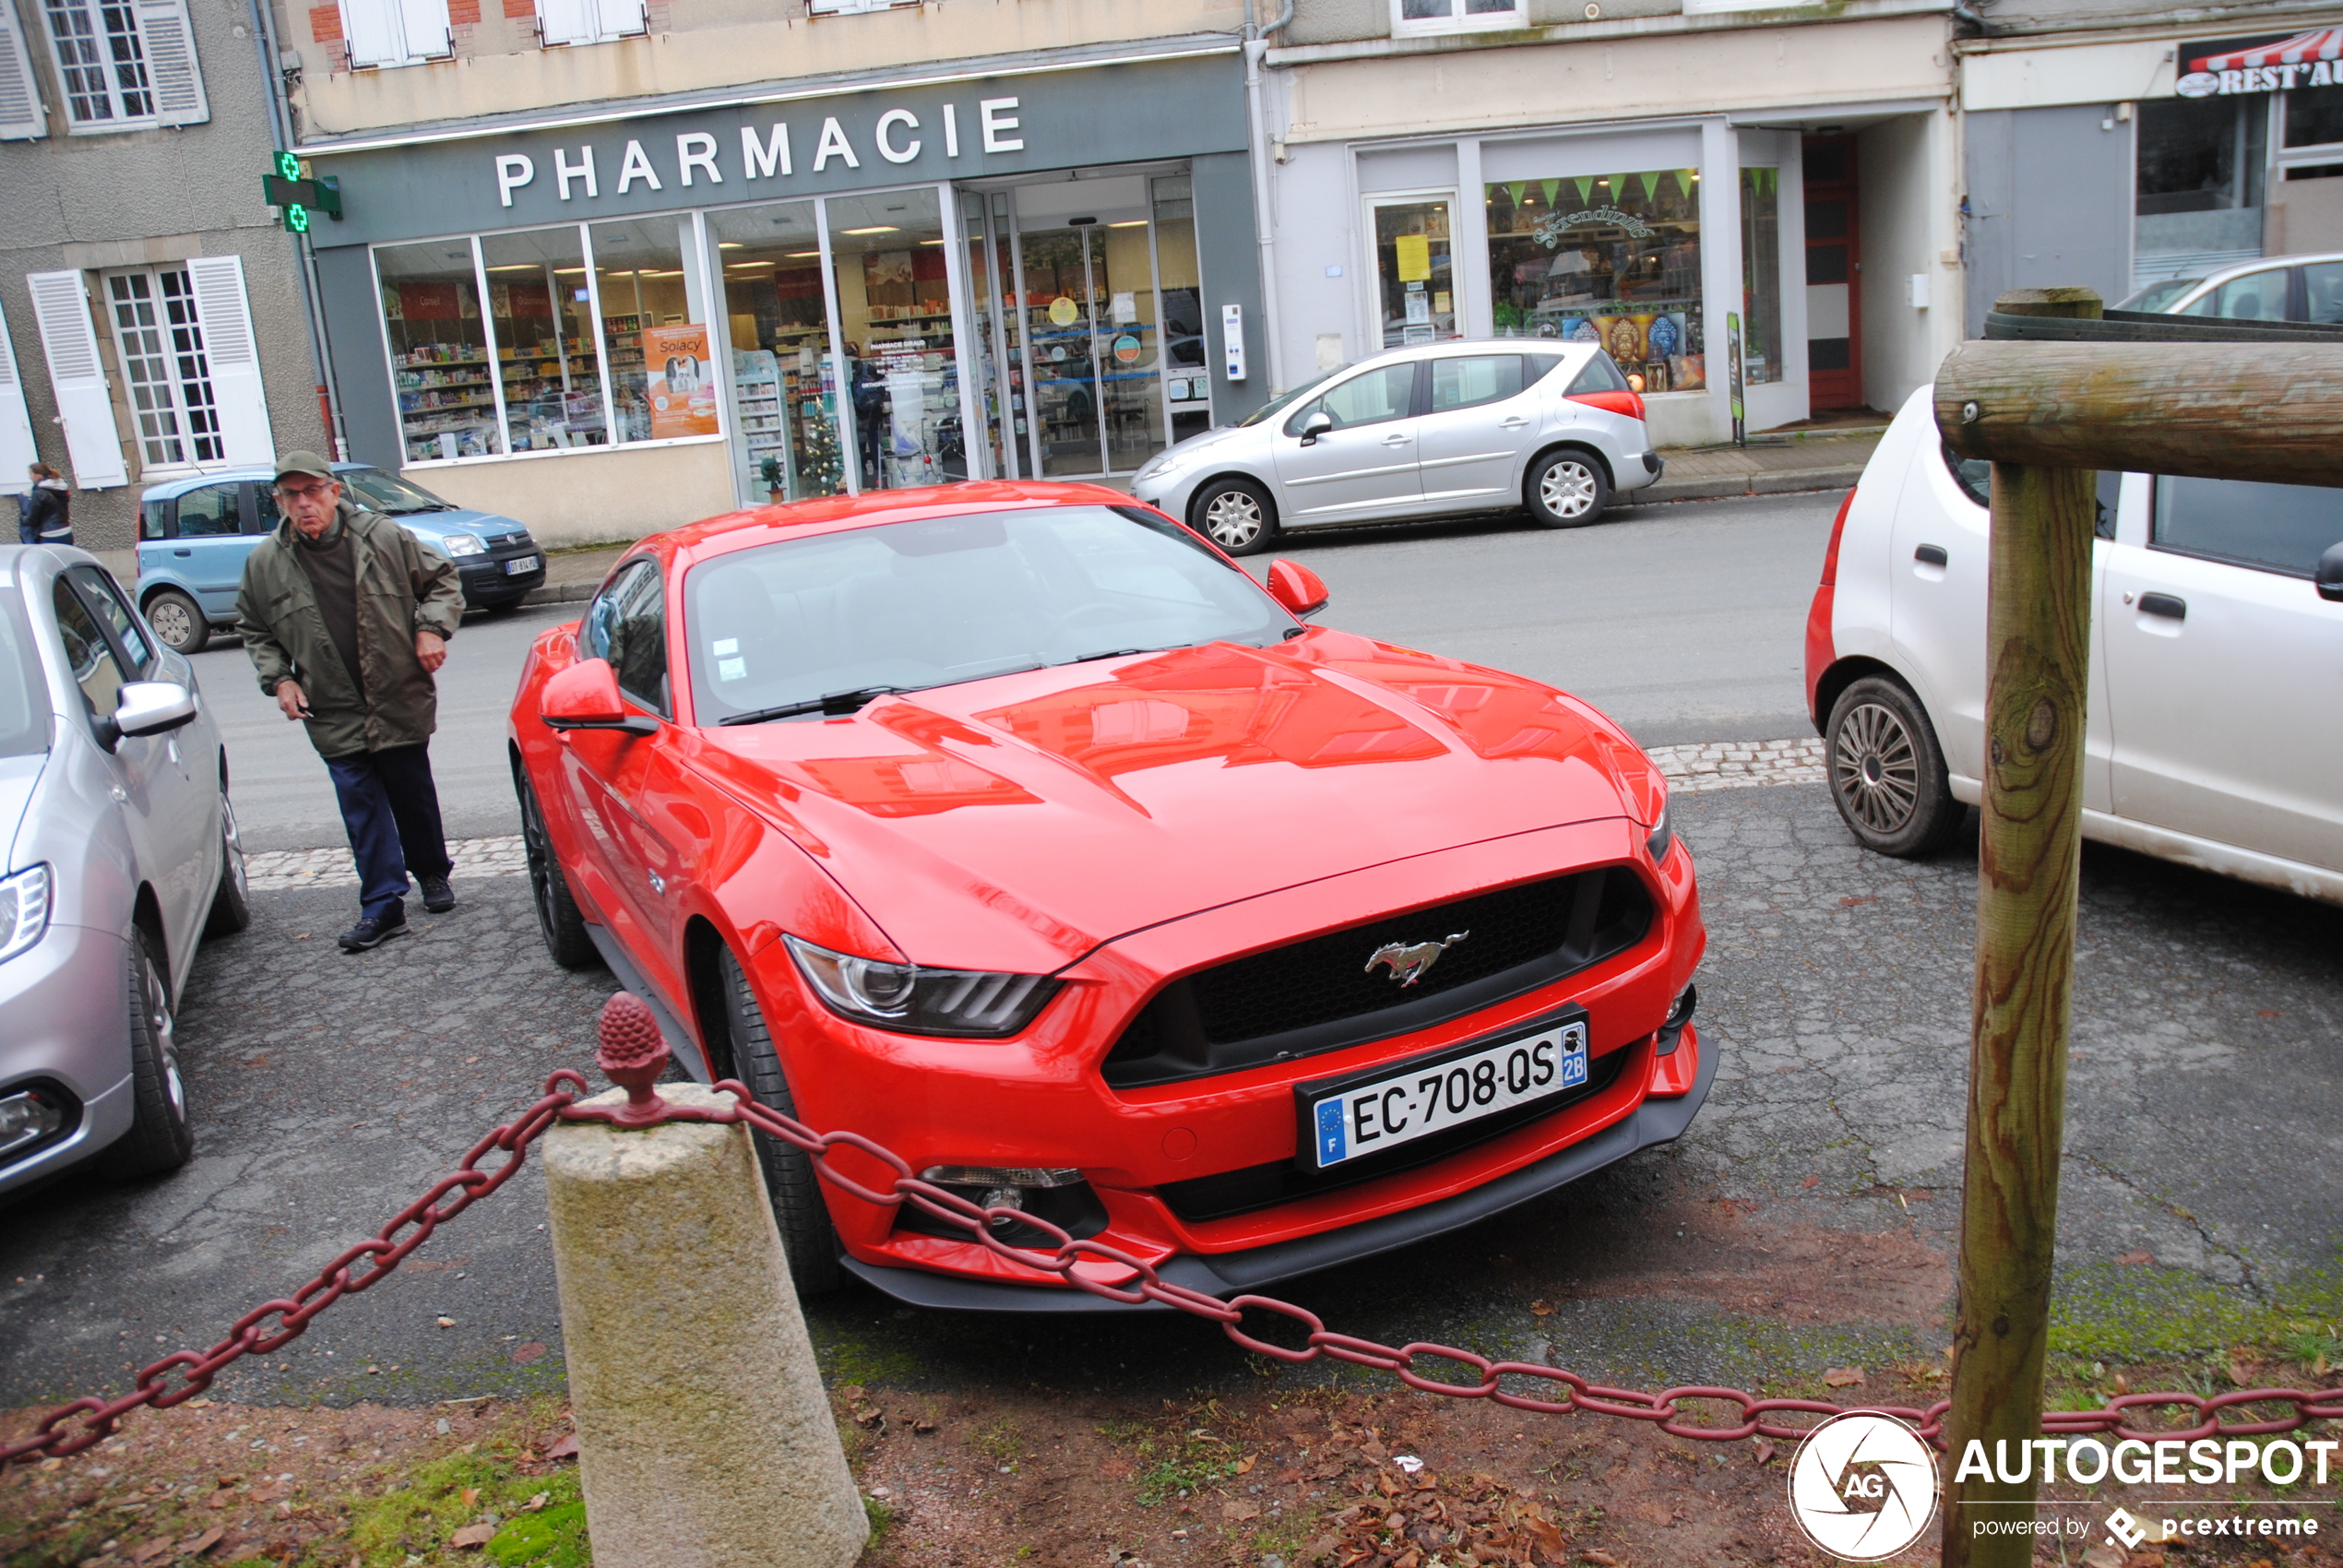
{"left": 0, "top": 587, "right": 51, "bottom": 759}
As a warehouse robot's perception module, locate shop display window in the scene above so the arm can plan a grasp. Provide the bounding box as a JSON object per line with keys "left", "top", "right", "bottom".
{"left": 2138, "top": 96, "right": 2266, "bottom": 215}
{"left": 1485, "top": 169, "right": 1704, "bottom": 391}
{"left": 378, "top": 240, "right": 500, "bottom": 463}
{"left": 482, "top": 227, "right": 609, "bottom": 455}
{"left": 1372, "top": 199, "right": 1458, "bottom": 350}
{"left": 1153, "top": 175, "right": 1211, "bottom": 443}
{"left": 1739, "top": 167, "right": 1784, "bottom": 386}
{"left": 2287, "top": 81, "right": 2343, "bottom": 150}
{"left": 592, "top": 218, "right": 718, "bottom": 446}
{"left": 827, "top": 189, "right": 963, "bottom": 490}
{"left": 710, "top": 201, "right": 845, "bottom": 502}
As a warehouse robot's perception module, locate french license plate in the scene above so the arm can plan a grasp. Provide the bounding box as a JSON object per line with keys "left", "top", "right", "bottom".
{"left": 504, "top": 555, "right": 541, "bottom": 575}
{"left": 1301, "top": 1012, "right": 1589, "bottom": 1171}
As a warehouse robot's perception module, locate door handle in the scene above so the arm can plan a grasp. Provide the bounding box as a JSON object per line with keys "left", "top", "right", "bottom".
{"left": 173, "top": 549, "right": 192, "bottom": 557}
{"left": 1381, "top": 434, "right": 1412, "bottom": 446}
{"left": 1497, "top": 416, "right": 1531, "bottom": 430}
{"left": 1914, "top": 543, "right": 1948, "bottom": 567}
{"left": 2138, "top": 592, "right": 2186, "bottom": 621}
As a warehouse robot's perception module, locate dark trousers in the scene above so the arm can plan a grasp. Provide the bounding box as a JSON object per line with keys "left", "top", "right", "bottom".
{"left": 325, "top": 742, "right": 452, "bottom": 921}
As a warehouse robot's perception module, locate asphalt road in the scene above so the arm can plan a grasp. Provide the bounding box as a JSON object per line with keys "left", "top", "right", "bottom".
{"left": 191, "top": 491, "right": 1836, "bottom": 852}
{"left": 5, "top": 784, "right": 2336, "bottom": 1417}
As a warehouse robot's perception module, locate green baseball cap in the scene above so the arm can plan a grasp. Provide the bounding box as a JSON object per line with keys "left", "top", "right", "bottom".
{"left": 272, "top": 451, "right": 337, "bottom": 485}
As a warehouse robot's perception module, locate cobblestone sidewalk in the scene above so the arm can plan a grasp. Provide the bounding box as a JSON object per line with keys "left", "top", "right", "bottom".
{"left": 243, "top": 741, "right": 1827, "bottom": 888}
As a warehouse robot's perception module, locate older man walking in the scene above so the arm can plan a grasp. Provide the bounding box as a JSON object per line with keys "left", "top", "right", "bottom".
{"left": 237, "top": 452, "right": 466, "bottom": 952}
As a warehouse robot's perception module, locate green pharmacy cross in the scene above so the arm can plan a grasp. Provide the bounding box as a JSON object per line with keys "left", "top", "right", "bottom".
{"left": 262, "top": 151, "right": 343, "bottom": 233}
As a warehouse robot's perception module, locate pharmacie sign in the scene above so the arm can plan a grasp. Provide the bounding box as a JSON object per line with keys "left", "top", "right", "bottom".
{"left": 2175, "top": 27, "right": 2343, "bottom": 96}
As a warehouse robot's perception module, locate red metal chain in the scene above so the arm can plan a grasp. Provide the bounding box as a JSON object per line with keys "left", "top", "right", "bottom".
{"left": 8, "top": 992, "right": 2338, "bottom": 1467}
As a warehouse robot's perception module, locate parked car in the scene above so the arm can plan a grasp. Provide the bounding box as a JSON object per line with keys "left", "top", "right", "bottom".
{"left": 136, "top": 464, "right": 546, "bottom": 655}
{"left": 1, "top": 544, "right": 248, "bottom": 1198}
{"left": 2115, "top": 252, "right": 2343, "bottom": 323}
{"left": 1130, "top": 340, "right": 1664, "bottom": 555}
{"left": 509, "top": 481, "right": 1707, "bottom": 1307}
{"left": 1805, "top": 386, "right": 2343, "bottom": 903}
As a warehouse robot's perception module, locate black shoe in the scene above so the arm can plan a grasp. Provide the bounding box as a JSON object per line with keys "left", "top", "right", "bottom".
{"left": 339, "top": 909, "right": 410, "bottom": 952}
{"left": 418, "top": 873, "right": 455, "bottom": 913}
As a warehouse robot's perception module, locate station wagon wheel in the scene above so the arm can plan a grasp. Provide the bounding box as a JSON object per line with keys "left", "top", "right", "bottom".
{"left": 516, "top": 768, "right": 598, "bottom": 969}
{"left": 202, "top": 781, "right": 251, "bottom": 938}
{"left": 97, "top": 931, "right": 195, "bottom": 1179}
{"left": 1526, "top": 450, "right": 1610, "bottom": 529}
{"left": 1825, "top": 675, "right": 1967, "bottom": 858}
{"left": 144, "top": 589, "right": 208, "bottom": 656}
{"left": 1191, "top": 478, "right": 1278, "bottom": 556}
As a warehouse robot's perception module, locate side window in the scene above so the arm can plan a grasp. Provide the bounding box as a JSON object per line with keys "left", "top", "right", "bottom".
{"left": 67, "top": 567, "right": 153, "bottom": 673}
{"left": 1284, "top": 363, "right": 1417, "bottom": 434}
{"left": 139, "top": 502, "right": 171, "bottom": 540}
{"left": 1429, "top": 354, "right": 1527, "bottom": 414}
{"left": 581, "top": 560, "right": 669, "bottom": 716}
{"left": 52, "top": 576, "right": 129, "bottom": 722}
{"left": 2151, "top": 477, "right": 2343, "bottom": 578}
{"left": 174, "top": 483, "right": 243, "bottom": 538}
{"left": 2302, "top": 263, "right": 2343, "bottom": 326}
{"left": 252, "top": 485, "right": 283, "bottom": 534}
{"left": 1565, "top": 353, "right": 1630, "bottom": 396}
{"left": 2181, "top": 268, "right": 2289, "bottom": 323}
{"left": 1523, "top": 351, "right": 1565, "bottom": 385}
{"left": 1941, "top": 445, "right": 2121, "bottom": 539}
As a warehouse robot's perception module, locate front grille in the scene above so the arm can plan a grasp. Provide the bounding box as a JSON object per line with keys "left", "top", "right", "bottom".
{"left": 1101, "top": 865, "right": 1652, "bottom": 1089}
{"left": 1155, "top": 1041, "right": 1630, "bottom": 1224}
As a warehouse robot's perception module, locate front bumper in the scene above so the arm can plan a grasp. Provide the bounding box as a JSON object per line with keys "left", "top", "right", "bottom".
{"left": 458, "top": 544, "right": 546, "bottom": 606}
{"left": 0, "top": 921, "right": 137, "bottom": 1197}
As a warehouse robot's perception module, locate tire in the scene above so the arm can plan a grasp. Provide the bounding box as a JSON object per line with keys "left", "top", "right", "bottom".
{"left": 1525, "top": 449, "right": 1611, "bottom": 529}
{"left": 516, "top": 768, "right": 598, "bottom": 970}
{"left": 202, "top": 784, "right": 251, "bottom": 939}
{"left": 97, "top": 930, "right": 195, "bottom": 1180}
{"left": 1826, "top": 675, "right": 1968, "bottom": 858}
{"left": 144, "top": 589, "right": 208, "bottom": 656}
{"left": 1189, "top": 478, "right": 1278, "bottom": 556}
{"left": 718, "top": 947, "right": 843, "bottom": 1297}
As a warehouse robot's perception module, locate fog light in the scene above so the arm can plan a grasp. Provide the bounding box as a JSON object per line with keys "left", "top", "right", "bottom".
{"left": 1655, "top": 983, "right": 1697, "bottom": 1057}
{"left": 979, "top": 1187, "right": 1027, "bottom": 1227}
{"left": 0, "top": 1089, "right": 65, "bottom": 1159}
{"left": 921, "top": 1165, "right": 1083, "bottom": 1189}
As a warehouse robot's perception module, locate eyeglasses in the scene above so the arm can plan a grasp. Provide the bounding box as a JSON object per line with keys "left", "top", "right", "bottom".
{"left": 275, "top": 481, "right": 337, "bottom": 502}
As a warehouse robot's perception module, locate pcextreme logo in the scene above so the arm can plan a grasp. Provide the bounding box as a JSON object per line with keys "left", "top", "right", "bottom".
{"left": 1788, "top": 1412, "right": 1942, "bottom": 1560}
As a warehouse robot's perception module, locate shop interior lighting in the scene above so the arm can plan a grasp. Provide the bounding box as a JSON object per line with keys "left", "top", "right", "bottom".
{"left": 785, "top": 250, "right": 820, "bottom": 258}
{"left": 718, "top": 242, "right": 745, "bottom": 249}
{"left": 1108, "top": 220, "right": 1148, "bottom": 228}
{"left": 840, "top": 225, "right": 900, "bottom": 235}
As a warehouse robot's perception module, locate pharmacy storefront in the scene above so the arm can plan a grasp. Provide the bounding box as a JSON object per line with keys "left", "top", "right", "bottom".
{"left": 303, "top": 51, "right": 1262, "bottom": 540}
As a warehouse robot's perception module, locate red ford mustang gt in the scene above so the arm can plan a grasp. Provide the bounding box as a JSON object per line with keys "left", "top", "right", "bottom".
{"left": 508, "top": 481, "right": 1708, "bottom": 1309}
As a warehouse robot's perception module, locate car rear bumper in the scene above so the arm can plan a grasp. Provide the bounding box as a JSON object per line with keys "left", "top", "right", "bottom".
{"left": 0, "top": 921, "right": 137, "bottom": 1196}
{"left": 842, "top": 1019, "right": 1711, "bottom": 1311}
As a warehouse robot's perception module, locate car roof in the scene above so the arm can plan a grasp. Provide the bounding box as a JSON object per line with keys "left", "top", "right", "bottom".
{"left": 2162, "top": 250, "right": 2343, "bottom": 304}
{"left": 139, "top": 461, "right": 378, "bottom": 503}
{"left": 1350, "top": 337, "right": 1600, "bottom": 368}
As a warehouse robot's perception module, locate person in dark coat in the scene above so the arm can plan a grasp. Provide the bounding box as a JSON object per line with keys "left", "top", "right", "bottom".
{"left": 18, "top": 463, "right": 68, "bottom": 546}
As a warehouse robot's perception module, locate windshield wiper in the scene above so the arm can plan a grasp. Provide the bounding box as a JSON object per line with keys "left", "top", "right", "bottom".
{"left": 719, "top": 685, "right": 908, "bottom": 725}
{"left": 1066, "top": 647, "right": 1149, "bottom": 664}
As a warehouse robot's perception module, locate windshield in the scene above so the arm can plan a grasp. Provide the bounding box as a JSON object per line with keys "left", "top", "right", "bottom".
{"left": 1237, "top": 364, "right": 1349, "bottom": 428}
{"left": 338, "top": 467, "right": 455, "bottom": 515}
{"left": 0, "top": 586, "right": 51, "bottom": 759}
{"left": 2114, "top": 278, "right": 2201, "bottom": 314}
{"left": 686, "top": 505, "right": 1294, "bottom": 724}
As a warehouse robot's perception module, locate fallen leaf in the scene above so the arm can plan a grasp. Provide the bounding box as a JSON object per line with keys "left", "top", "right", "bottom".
{"left": 185, "top": 1526, "right": 224, "bottom": 1555}
{"left": 1840, "top": 895, "right": 1875, "bottom": 907}
{"left": 543, "top": 1431, "right": 579, "bottom": 1460}
{"left": 450, "top": 1521, "right": 496, "bottom": 1548}
{"left": 2117, "top": 1250, "right": 2155, "bottom": 1266}
{"left": 910, "top": 1417, "right": 935, "bottom": 1434}
{"left": 1824, "top": 1367, "right": 1865, "bottom": 1388}
{"left": 2229, "top": 1360, "right": 2260, "bottom": 1388}
{"left": 523, "top": 1492, "right": 550, "bottom": 1513}
{"left": 2257, "top": 1009, "right": 2282, "bottom": 1019}
{"left": 1753, "top": 1440, "right": 1777, "bottom": 1466}
{"left": 1235, "top": 1454, "right": 1256, "bottom": 1474}
{"left": 1529, "top": 1301, "right": 1555, "bottom": 1318}
{"left": 1222, "top": 1500, "right": 1261, "bottom": 1521}
{"left": 510, "top": 1341, "right": 547, "bottom": 1366}
{"left": 461, "top": 1487, "right": 480, "bottom": 1508}
{"left": 436, "top": 1317, "right": 457, "bottom": 1328}
{"left": 1801, "top": 1175, "right": 1820, "bottom": 1189}
{"left": 131, "top": 1539, "right": 172, "bottom": 1564}
{"left": 1581, "top": 1553, "right": 1619, "bottom": 1566}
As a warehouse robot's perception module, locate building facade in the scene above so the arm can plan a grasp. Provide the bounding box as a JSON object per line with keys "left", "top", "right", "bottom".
{"left": 0, "top": 0, "right": 327, "bottom": 557}
{"left": 1256, "top": 0, "right": 1968, "bottom": 445}
{"left": 279, "top": 0, "right": 1273, "bottom": 543}
{"left": 1960, "top": 2, "right": 2343, "bottom": 336}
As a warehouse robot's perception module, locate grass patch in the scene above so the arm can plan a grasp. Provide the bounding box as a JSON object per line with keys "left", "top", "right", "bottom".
{"left": 341, "top": 1448, "right": 586, "bottom": 1567}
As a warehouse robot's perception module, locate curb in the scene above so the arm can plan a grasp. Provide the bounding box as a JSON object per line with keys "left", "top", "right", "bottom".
{"left": 521, "top": 581, "right": 600, "bottom": 609}
{"left": 1635, "top": 464, "right": 1865, "bottom": 505}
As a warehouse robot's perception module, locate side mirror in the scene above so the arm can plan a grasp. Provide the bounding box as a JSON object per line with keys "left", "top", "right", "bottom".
{"left": 101, "top": 681, "right": 197, "bottom": 750}
{"left": 1298, "top": 410, "right": 1334, "bottom": 446}
{"left": 1266, "top": 558, "right": 1330, "bottom": 619}
{"left": 2318, "top": 540, "right": 2343, "bottom": 604}
{"left": 541, "top": 658, "right": 659, "bottom": 736}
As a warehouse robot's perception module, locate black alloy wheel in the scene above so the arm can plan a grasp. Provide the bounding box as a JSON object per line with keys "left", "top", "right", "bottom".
{"left": 1191, "top": 478, "right": 1278, "bottom": 555}
{"left": 144, "top": 589, "right": 208, "bottom": 656}
{"left": 717, "top": 947, "right": 843, "bottom": 1297}
{"left": 1826, "top": 675, "right": 1967, "bottom": 858}
{"left": 517, "top": 768, "right": 597, "bottom": 969}
{"left": 98, "top": 931, "right": 195, "bottom": 1178}
{"left": 202, "top": 783, "right": 252, "bottom": 938}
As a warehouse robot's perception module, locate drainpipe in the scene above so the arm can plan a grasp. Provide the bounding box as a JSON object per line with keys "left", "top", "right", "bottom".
{"left": 1243, "top": 1, "right": 1295, "bottom": 396}
{"left": 247, "top": 0, "right": 351, "bottom": 459}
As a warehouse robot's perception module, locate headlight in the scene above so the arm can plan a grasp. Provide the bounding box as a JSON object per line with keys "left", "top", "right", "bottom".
{"left": 1646, "top": 798, "right": 1673, "bottom": 863}
{"left": 440, "top": 533, "right": 487, "bottom": 557}
{"left": 0, "top": 1088, "right": 65, "bottom": 1158}
{"left": 784, "top": 935, "right": 1061, "bottom": 1038}
{"left": 0, "top": 864, "right": 52, "bottom": 965}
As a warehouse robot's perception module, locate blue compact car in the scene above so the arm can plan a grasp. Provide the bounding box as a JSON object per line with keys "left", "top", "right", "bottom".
{"left": 135, "top": 465, "right": 547, "bottom": 655}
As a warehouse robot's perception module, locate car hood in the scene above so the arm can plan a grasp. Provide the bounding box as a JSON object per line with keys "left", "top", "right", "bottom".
{"left": 400, "top": 508, "right": 530, "bottom": 543}
{"left": 1138, "top": 422, "right": 1255, "bottom": 476}
{"left": 690, "top": 628, "right": 1656, "bottom": 974}
{"left": 0, "top": 753, "right": 47, "bottom": 873}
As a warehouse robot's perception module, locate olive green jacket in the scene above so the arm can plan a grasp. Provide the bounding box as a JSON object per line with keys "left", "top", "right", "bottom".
{"left": 235, "top": 501, "right": 464, "bottom": 760}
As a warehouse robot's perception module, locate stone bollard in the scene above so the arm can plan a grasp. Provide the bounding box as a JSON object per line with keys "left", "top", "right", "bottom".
{"left": 543, "top": 998, "right": 866, "bottom": 1568}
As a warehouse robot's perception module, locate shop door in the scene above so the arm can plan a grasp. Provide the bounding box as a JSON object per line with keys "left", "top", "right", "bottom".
{"left": 1011, "top": 218, "right": 1168, "bottom": 480}
{"left": 1368, "top": 196, "right": 1460, "bottom": 350}
{"left": 1802, "top": 135, "right": 1861, "bottom": 410}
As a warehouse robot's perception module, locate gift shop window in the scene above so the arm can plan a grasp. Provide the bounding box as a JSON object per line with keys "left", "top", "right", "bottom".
{"left": 1371, "top": 197, "right": 1458, "bottom": 350}
{"left": 1485, "top": 169, "right": 1705, "bottom": 392}
{"left": 1740, "top": 166, "right": 1784, "bottom": 386}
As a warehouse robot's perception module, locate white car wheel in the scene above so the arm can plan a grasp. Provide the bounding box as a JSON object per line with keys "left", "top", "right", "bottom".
{"left": 1193, "top": 480, "right": 1276, "bottom": 555}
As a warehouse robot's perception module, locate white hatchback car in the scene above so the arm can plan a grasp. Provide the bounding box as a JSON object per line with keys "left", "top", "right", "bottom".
{"left": 1804, "top": 386, "right": 2343, "bottom": 904}
{"left": 1130, "top": 340, "right": 1663, "bottom": 554}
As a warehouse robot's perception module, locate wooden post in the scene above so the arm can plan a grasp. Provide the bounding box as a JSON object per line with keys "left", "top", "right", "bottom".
{"left": 1939, "top": 286, "right": 2101, "bottom": 1568}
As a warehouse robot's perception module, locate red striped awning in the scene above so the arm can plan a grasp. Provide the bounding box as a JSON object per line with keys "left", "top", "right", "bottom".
{"left": 2189, "top": 28, "right": 2343, "bottom": 72}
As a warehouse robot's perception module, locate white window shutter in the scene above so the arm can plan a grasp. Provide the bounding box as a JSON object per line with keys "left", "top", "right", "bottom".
{"left": 397, "top": 0, "right": 450, "bottom": 57}
{"left": 0, "top": 300, "right": 41, "bottom": 492}
{"left": 134, "top": 0, "right": 207, "bottom": 125}
{"left": 186, "top": 255, "right": 275, "bottom": 466}
{"left": 26, "top": 270, "right": 126, "bottom": 490}
{"left": 593, "top": 0, "right": 644, "bottom": 39}
{"left": 0, "top": 0, "right": 47, "bottom": 141}
{"left": 340, "top": 0, "right": 406, "bottom": 65}
{"left": 534, "top": 0, "right": 593, "bottom": 45}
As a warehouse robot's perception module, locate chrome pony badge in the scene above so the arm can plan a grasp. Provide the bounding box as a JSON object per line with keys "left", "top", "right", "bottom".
{"left": 1364, "top": 931, "right": 1469, "bottom": 987}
